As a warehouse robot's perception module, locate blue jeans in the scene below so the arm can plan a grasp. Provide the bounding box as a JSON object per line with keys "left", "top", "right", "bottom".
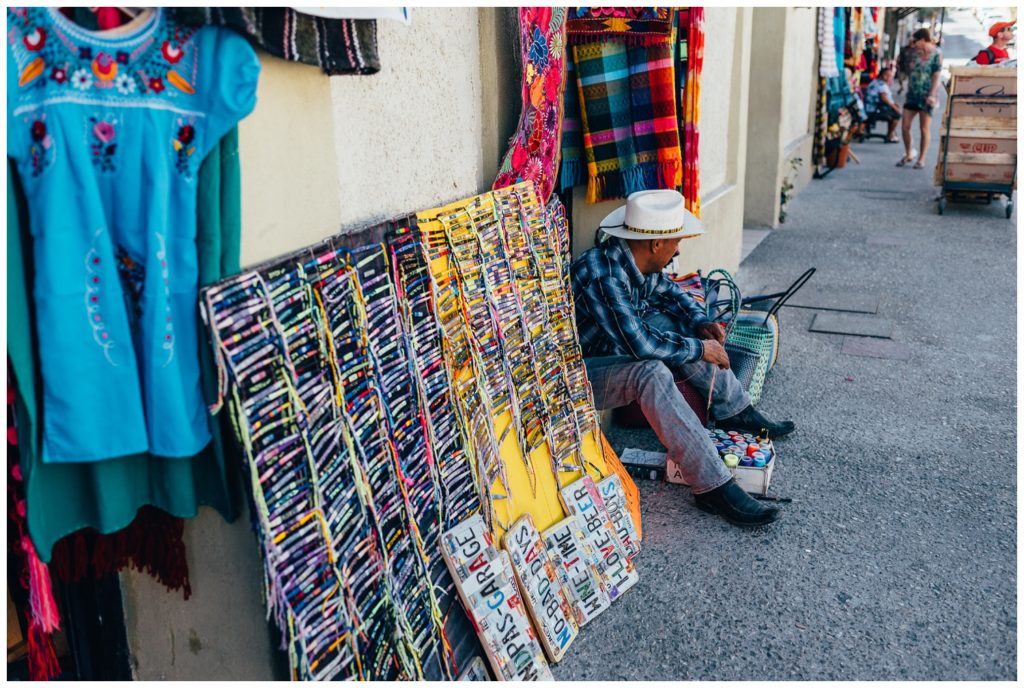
{"left": 584, "top": 313, "right": 750, "bottom": 494}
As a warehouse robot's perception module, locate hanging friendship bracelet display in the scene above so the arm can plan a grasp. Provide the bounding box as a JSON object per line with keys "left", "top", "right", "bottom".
{"left": 201, "top": 181, "right": 641, "bottom": 678}
{"left": 417, "top": 182, "right": 619, "bottom": 546}
{"left": 202, "top": 223, "right": 482, "bottom": 680}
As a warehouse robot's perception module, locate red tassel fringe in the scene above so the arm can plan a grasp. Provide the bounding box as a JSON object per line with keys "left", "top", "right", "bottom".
{"left": 49, "top": 506, "right": 192, "bottom": 600}
{"left": 27, "top": 620, "right": 61, "bottom": 681}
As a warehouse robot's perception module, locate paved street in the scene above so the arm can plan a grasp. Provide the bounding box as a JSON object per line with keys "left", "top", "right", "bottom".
{"left": 553, "top": 12, "right": 1016, "bottom": 681}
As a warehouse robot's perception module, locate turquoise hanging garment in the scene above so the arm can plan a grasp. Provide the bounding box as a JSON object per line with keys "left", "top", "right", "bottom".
{"left": 8, "top": 127, "right": 244, "bottom": 561}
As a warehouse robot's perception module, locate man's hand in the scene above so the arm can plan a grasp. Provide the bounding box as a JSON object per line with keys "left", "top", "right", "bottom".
{"left": 696, "top": 322, "right": 726, "bottom": 344}
{"left": 701, "top": 339, "right": 730, "bottom": 369}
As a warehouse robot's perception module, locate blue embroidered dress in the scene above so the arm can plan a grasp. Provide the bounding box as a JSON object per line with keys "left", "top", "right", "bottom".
{"left": 7, "top": 8, "right": 260, "bottom": 462}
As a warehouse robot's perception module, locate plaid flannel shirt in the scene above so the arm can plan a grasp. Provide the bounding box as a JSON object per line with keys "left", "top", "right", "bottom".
{"left": 572, "top": 237, "right": 710, "bottom": 367}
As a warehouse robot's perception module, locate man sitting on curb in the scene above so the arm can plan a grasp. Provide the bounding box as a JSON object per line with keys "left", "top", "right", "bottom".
{"left": 571, "top": 190, "right": 794, "bottom": 527}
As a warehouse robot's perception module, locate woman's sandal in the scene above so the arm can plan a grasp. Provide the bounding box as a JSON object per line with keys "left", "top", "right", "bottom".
{"left": 896, "top": 149, "right": 918, "bottom": 167}
{"left": 913, "top": 160, "right": 925, "bottom": 169}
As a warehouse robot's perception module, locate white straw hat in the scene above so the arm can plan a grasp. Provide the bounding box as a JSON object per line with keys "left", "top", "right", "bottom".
{"left": 598, "top": 189, "right": 705, "bottom": 240}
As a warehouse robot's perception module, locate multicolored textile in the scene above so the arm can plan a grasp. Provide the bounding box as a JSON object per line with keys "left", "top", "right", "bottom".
{"left": 7, "top": 386, "right": 61, "bottom": 682}
{"left": 572, "top": 237, "right": 711, "bottom": 367}
{"left": 493, "top": 7, "right": 567, "bottom": 203}
{"left": 566, "top": 7, "right": 673, "bottom": 45}
{"left": 574, "top": 36, "right": 681, "bottom": 203}
{"left": 171, "top": 7, "right": 380, "bottom": 75}
{"left": 679, "top": 8, "right": 704, "bottom": 216}
{"left": 833, "top": 7, "right": 846, "bottom": 78}
{"left": 7, "top": 128, "right": 243, "bottom": 560}
{"left": 7, "top": 7, "right": 259, "bottom": 463}
{"left": 818, "top": 6, "right": 840, "bottom": 78}
{"left": 559, "top": 54, "right": 584, "bottom": 191}
{"left": 669, "top": 271, "right": 706, "bottom": 306}
{"left": 813, "top": 77, "right": 828, "bottom": 166}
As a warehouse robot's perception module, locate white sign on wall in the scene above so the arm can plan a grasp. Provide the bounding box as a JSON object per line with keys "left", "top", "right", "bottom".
{"left": 503, "top": 514, "right": 580, "bottom": 662}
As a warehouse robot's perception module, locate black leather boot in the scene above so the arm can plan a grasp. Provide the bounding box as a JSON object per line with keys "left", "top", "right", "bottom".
{"left": 718, "top": 404, "right": 795, "bottom": 439}
{"left": 694, "top": 479, "right": 780, "bottom": 527}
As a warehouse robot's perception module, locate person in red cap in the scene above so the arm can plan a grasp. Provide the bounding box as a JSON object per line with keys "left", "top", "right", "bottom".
{"left": 974, "top": 20, "right": 1015, "bottom": 65}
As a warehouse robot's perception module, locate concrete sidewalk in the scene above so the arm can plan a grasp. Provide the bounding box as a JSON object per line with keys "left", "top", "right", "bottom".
{"left": 552, "top": 16, "right": 1016, "bottom": 680}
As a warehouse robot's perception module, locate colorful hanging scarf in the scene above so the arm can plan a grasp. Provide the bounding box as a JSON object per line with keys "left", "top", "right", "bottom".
{"left": 574, "top": 35, "right": 681, "bottom": 203}
{"left": 628, "top": 38, "right": 682, "bottom": 192}
{"left": 48, "top": 507, "right": 192, "bottom": 599}
{"left": 833, "top": 8, "right": 846, "bottom": 78}
{"left": 679, "top": 7, "right": 704, "bottom": 217}
{"left": 566, "top": 7, "right": 673, "bottom": 45}
{"left": 559, "top": 54, "right": 584, "bottom": 191}
{"left": 8, "top": 382, "right": 61, "bottom": 681}
{"left": 171, "top": 7, "right": 380, "bottom": 75}
{"left": 813, "top": 77, "right": 828, "bottom": 166}
{"left": 493, "top": 8, "right": 568, "bottom": 204}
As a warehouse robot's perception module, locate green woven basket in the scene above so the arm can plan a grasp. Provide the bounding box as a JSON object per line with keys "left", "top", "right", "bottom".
{"left": 726, "top": 310, "right": 778, "bottom": 404}
{"left": 704, "top": 268, "right": 814, "bottom": 405}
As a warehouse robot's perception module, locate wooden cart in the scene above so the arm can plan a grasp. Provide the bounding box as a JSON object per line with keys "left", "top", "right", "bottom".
{"left": 934, "top": 65, "right": 1017, "bottom": 218}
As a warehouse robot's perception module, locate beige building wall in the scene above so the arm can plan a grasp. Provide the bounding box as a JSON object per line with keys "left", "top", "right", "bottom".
{"left": 119, "top": 8, "right": 517, "bottom": 680}
{"left": 743, "top": 7, "right": 818, "bottom": 229}
{"left": 571, "top": 7, "right": 754, "bottom": 277}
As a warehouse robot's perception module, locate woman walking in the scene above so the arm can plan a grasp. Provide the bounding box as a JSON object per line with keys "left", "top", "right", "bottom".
{"left": 896, "top": 28, "right": 943, "bottom": 169}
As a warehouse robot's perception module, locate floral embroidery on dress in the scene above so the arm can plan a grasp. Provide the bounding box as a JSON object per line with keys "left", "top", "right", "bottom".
{"left": 71, "top": 67, "right": 92, "bottom": 90}
{"left": 84, "top": 229, "right": 117, "bottom": 366}
{"left": 27, "top": 114, "right": 56, "bottom": 177}
{"left": 154, "top": 233, "right": 175, "bottom": 367}
{"left": 171, "top": 116, "right": 197, "bottom": 179}
{"left": 88, "top": 115, "right": 118, "bottom": 172}
{"left": 8, "top": 8, "right": 201, "bottom": 102}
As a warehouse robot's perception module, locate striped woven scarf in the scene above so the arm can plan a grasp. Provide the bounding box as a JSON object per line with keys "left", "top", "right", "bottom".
{"left": 678, "top": 7, "right": 704, "bottom": 217}
{"left": 566, "top": 7, "right": 673, "bottom": 45}
{"left": 573, "top": 36, "right": 681, "bottom": 203}
{"left": 171, "top": 7, "right": 380, "bottom": 75}
{"left": 559, "top": 55, "right": 584, "bottom": 191}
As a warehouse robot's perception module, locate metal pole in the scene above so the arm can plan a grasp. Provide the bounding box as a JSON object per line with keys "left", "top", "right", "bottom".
{"left": 938, "top": 7, "right": 946, "bottom": 45}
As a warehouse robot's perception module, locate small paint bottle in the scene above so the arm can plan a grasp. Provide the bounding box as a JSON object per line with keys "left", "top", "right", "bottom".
{"left": 752, "top": 453, "right": 767, "bottom": 468}
{"left": 739, "top": 455, "right": 753, "bottom": 467}
{"left": 723, "top": 454, "right": 740, "bottom": 469}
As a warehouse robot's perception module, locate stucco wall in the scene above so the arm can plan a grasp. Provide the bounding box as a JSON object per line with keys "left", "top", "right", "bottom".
{"left": 329, "top": 8, "right": 486, "bottom": 230}
{"left": 743, "top": 7, "right": 818, "bottom": 228}
{"left": 699, "top": 7, "right": 737, "bottom": 195}
{"left": 781, "top": 8, "right": 818, "bottom": 148}
{"left": 238, "top": 58, "right": 343, "bottom": 266}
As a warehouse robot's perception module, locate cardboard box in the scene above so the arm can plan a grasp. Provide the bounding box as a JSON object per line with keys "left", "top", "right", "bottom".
{"left": 949, "top": 66, "right": 1017, "bottom": 97}
{"left": 944, "top": 134, "right": 1016, "bottom": 156}
{"left": 942, "top": 161, "right": 1016, "bottom": 184}
{"left": 946, "top": 98, "right": 1017, "bottom": 121}
{"left": 730, "top": 457, "right": 776, "bottom": 497}
{"left": 648, "top": 441, "right": 779, "bottom": 496}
